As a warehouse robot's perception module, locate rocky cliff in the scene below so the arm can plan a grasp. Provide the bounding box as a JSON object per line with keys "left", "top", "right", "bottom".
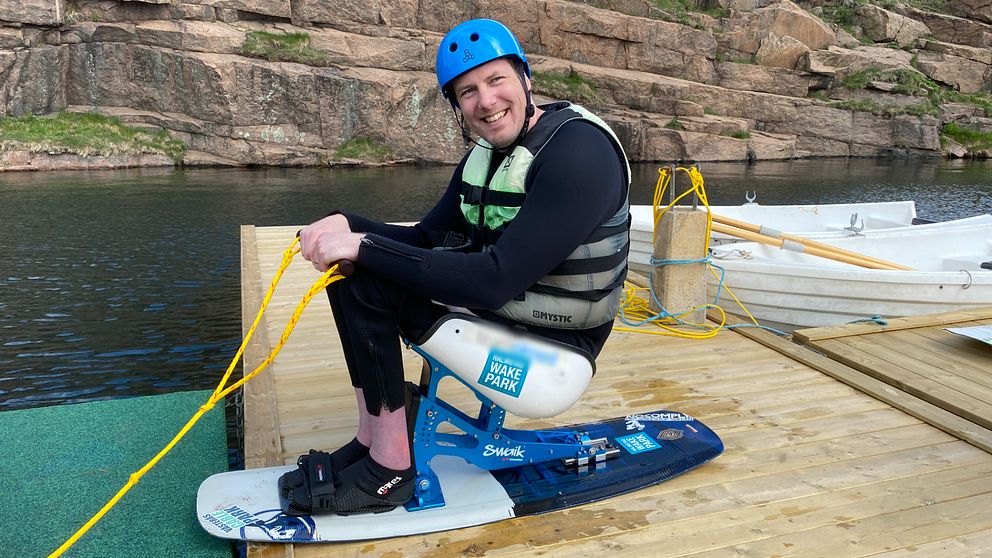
{"left": 1, "top": 0, "right": 990, "bottom": 168}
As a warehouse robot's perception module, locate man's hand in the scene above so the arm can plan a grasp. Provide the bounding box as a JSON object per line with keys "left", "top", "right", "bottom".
{"left": 299, "top": 214, "right": 365, "bottom": 272}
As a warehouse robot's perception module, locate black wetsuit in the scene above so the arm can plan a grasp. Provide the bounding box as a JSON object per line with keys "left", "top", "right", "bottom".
{"left": 329, "top": 108, "right": 628, "bottom": 414}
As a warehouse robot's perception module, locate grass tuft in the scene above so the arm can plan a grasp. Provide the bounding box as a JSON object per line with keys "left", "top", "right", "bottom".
{"left": 723, "top": 129, "right": 751, "bottom": 139}
{"left": 531, "top": 70, "right": 603, "bottom": 106}
{"left": 836, "top": 64, "right": 992, "bottom": 117}
{"left": 942, "top": 122, "right": 992, "bottom": 152}
{"left": 334, "top": 138, "right": 393, "bottom": 163}
{"left": 0, "top": 111, "right": 186, "bottom": 162}
{"left": 665, "top": 117, "right": 686, "bottom": 131}
{"left": 650, "top": 0, "right": 728, "bottom": 24}
{"left": 242, "top": 30, "right": 329, "bottom": 66}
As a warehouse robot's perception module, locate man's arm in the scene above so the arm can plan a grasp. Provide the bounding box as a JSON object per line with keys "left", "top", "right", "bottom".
{"left": 299, "top": 158, "right": 470, "bottom": 269}
{"left": 356, "top": 120, "right": 625, "bottom": 309}
{"left": 338, "top": 158, "right": 470, "bottom": 248}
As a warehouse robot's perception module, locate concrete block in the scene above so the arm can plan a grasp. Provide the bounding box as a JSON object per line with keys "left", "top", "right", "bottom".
{"left": 649, "top": 207, "right": 709, "bottom": 324}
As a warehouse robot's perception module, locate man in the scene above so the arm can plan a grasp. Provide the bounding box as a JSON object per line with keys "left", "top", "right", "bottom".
{"left": 284, "top": 18, "right": 630, "bottom": 516}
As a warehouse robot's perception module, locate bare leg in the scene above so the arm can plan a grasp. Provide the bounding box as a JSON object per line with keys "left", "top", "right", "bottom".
{"left": 352, "top": 388, "right": 410, "bottom": 470}
{"left": 367, "top": 405, "right": 411, "bottom": 470}
{"left": 354, "top": 388, "right": 372, "bottom": 447}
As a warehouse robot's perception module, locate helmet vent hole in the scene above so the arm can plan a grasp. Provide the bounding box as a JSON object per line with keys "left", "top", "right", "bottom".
{"left": 470, "top": 33, "right": 479, "bottom": 41}
{"left": 449, "top": 42, "right": 458, "bottom": 52}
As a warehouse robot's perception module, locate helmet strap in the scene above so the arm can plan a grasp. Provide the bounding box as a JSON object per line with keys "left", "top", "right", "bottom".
{"left": 503, "top": 66, "right": 535, "bottom": 152}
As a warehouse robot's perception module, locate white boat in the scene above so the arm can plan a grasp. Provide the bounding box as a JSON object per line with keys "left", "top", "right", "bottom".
{"left": 630, "top": 212, "right": 992, "bottom": 271}
{"left": 699, "top": 219, "right": 992, "bottom": 328}
{"left": 630, "top": 200, "right": 919, "bottom": 258}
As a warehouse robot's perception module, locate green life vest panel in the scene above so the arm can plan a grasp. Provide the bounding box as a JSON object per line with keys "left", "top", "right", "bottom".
{"left": 458, "top": 102, "right": 631, "bottom": 329}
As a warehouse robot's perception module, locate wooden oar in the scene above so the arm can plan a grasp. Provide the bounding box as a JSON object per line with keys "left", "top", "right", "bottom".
{"left": 709, "top": 217, "right": 914, "bottom": 271}
{"left": 711, "top": 213, "right": 915, "bottom": 270}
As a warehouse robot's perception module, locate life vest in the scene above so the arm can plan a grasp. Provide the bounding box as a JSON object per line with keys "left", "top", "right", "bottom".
{"left": 459, "top": 102, "right": 631, "bottom": 329}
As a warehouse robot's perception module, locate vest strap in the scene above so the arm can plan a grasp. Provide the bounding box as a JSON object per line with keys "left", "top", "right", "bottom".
{"left": 459, "top": 181, "right": 527, "bottom": 208}
{"left": 547, "top": 249, "right": 629, "bottom": 276}
{"left": 581, "top": 221, "right": 629, "bottom": 245}
{"left": 529, "top": 281, "right": 624, "bottom": 302}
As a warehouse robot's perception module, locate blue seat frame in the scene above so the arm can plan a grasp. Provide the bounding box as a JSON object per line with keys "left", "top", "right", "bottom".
{"left": 404, "top": 340, "right": 603, "bottom": 512}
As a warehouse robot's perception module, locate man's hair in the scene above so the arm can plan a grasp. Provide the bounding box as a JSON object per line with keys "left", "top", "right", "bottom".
{"left": 508, "top": 57, "right": 528, "bottom": 78}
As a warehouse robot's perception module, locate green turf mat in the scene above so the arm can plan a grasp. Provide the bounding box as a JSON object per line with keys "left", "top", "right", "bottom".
{"left": 0, "top": 390, "right": 232, "bottom": 557}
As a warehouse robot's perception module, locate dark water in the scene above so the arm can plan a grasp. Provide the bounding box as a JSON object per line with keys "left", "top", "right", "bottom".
{"left": 1, "top": 159, "right": 990, "bottom": 411}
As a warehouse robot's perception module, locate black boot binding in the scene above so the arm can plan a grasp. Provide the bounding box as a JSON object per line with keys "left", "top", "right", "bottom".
{"left": 279, "top": 386, "right": 421, "bottom": 516}
{"left": 279, "top": 451, "right": 414, "bottom": 517}
{"left": 279, "top": 450, "right": 338, "bottom": 516}
{"left": 277, "top": 438, "right": 369, "bottom": 502}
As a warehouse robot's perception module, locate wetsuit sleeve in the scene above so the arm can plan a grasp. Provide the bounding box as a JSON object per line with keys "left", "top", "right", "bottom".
{"left": 357, "top": 120, "right": 625, "bottom": 310}
{"left": 339, "top": 158, "right": 470, "bottom": 249}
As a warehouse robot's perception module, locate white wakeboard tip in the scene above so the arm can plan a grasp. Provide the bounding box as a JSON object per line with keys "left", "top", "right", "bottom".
{"left": 196, "top": 457, "right": 514, "bottom": 543}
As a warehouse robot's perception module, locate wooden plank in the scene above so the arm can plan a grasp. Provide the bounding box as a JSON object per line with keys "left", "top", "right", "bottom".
{"left": 723, "top": 408, "right": 922, "bottom": 456}
{"left": 241, "top": 225, "right": 295, "bottom": 558}
{"left": 836, "top": 332, "right": 992, "bottom": 405}
{"left": 869, "top": 529, "right": 992, "bottom": 557}
{"left": 908, "top": 322, "right": 992, "bottom": 376}
{"left": 735, "top": 326, "right": 992, "bottom": 453}
{"left": 273, "top": 370, "right": 831, "bottom": 439}
{"left": 816, "top": 337, "right": 992, "bottom": 431}
{"left": 682, "top": 492, "right": 992, "bottom": 558}
{"left": 597, "top": 344, "right": 795, "bottom": 373}
{"left": 244, "top": 227, "right": 992, "bottom": 558}
{"left": 794, "top": 306, "right": 992, "bottom": 343}
{"left": 241, "top": 225, "right": 284, "bottom": 469}
{"left": 302, "top": 441, "right": 992, "bottom": 558}
{"left": 489, "top": 457, "right": 992, "bottom": 558}
{"left": 276, "top": 385, "right": 894, "bottom": 459}
{"left": 867, "top": 329, "right": 992, "bottom": 396}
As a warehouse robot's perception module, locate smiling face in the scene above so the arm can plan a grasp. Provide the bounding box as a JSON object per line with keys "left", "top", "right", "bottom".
{"left": 451, "top": 58, "right": 536, "bottom": 150}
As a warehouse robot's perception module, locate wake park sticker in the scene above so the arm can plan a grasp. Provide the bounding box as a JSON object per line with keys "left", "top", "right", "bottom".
{"left": 202, "top": 505, "right": 260, "bottom": 533}
{"left": 615, "top": 432, "right": 662, "bottom": 455}
{"left": 479, "top": 349, "right": 529, "bottom": 397}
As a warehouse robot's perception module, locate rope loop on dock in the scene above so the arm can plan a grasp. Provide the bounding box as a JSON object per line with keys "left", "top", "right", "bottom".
{"left": 617, "top": 165, "right": 721, "bottom": 338}
{"left": 48, "top": 236, "right": 349, "bottom": 558}
{"left": 847, "top": 315, "right": 889, "bottom": 326}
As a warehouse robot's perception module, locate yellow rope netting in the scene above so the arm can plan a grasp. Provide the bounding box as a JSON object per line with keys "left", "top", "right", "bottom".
{"left": 48, "top": 237, "right": 346, "bottom": 558}
{"left": 615, "top": 165, "right": 763, "bottom": 338}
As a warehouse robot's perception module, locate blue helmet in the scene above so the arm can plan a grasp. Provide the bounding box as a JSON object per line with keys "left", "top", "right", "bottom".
{"left": 436, "top": 19, "right": 530, "bottom": 100}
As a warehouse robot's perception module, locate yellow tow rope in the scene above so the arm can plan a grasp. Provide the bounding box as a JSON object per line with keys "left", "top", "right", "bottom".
{"left": 615, "top": 166, "right": 764, "bottom": 338}
{"left": 50, "top": 181, "right": 776, "bottom": 555}
{"left": 48, "top": 236, "right": 347, "bottom": 558}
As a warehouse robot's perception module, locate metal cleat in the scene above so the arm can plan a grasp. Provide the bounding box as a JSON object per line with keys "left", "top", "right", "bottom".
{"left": 563, "top": 436, "right": 620, "bottom": 468}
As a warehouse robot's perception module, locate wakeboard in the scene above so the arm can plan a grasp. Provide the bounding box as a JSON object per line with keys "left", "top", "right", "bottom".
{"left": 197, "top": 409, "right": 723, "bottom": 543}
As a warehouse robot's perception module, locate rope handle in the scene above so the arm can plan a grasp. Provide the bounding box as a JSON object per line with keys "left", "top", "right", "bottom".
{"left": 48, "top": 237, "right": 349, "bottom": 558}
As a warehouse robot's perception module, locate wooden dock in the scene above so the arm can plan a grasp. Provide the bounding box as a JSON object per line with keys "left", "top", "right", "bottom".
{"left": 792, "top": 309, "right": 992, "bottom": 454}
{"left": 241, "top": 225, "right": 992, "bottom": 558}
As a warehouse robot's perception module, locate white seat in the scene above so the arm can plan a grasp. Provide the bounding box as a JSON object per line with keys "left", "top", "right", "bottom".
{"left": 416, "top": 315, "right": 595, "bottom": 419}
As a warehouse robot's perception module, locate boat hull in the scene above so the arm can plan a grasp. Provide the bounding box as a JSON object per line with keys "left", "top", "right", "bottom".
{"left": 630, "top": 216, "right": 992, "bottom": 328}
{"left": 630, "top": 201, "right": 919, "bottom": 256}
{"left": 704, "top": 262, "right": 992, "bottom": 328}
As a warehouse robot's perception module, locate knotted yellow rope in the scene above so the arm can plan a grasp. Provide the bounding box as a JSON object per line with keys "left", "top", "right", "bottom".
{"left": 49, "top": 236, "right": 346, "bottom": 558}
{"left": 616, "top": 166, "right": 763, "bottom": 337}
